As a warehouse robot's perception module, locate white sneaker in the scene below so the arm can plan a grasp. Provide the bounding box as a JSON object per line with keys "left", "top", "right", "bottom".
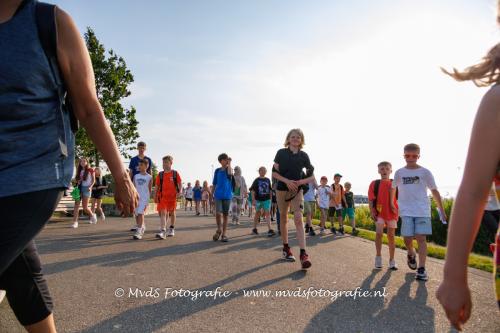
{"left": 100, "top": 212, "right": 106, "bottom": 222}
{"left": 71, "top": 222, "right": 78, "bottom": 228}
{"left": 389, "top": 259, "right": 398, "bottom": 270}
{"left": 133, "top": 228, "right": 144, "bottom": 240}
{"left": 90, "top": 214, "right": 97, "bottom": 224}
{"left": 167, "top": 227, "right": 175, "bottom": 237}
{"left": 156, "top": 230, "right": 166, "bottom": 240}
{"left": 375, "top": 256, "right": 382, "bottom": 269}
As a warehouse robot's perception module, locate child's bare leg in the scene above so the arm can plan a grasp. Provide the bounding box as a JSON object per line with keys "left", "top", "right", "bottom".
{"left": 222, "top": 213, "right": 228, "bottom": 236}
{"left": 388, "top": 228, "right": 396, "bottom": 261}
{"left": 96, "top": 199, "right": 104, "bottom": 217}
{"left": 415, "top": 234, "right": 427, "bottom": 267}
{"left": 253, "top": 210, "right": 260, "bottom": 229}
{"left": 72, "top": 200, "right": 81, "bottom": 222}
{"left": 136, "top": 214, "right": 144, "bottom": 228}
{"left": 169, "top": 211, "right": 176, "bottom": 227}
{"left": 90, "top": 198, "right": 96, "bottom": 214}
{"left": 404, "top": 236, "right": 416, "bottom": 256}
{"left": 215, "top": 213, "right": 222, "bottom": 232}
{"left": 265, "top": 211, "right": 272, "bottom": 230}
{"left": 294, "top": 211, "right": 306, "bottom": 249}
{"left": 82, "top": 196, "right": 92, "bottom": 217}
{"left": 159, "top": 210, "right": 167, "bottom": 230}
{"left": 375, "top": 223, "right": 384, "bottom": 257}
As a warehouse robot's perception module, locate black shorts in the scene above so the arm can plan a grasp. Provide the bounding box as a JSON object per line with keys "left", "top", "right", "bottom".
{"left": 91, "top": 192, "right": 104, "bottom": 199}
{"left": 0, "top": 188, "right": 62, "bottom": 326}
{"left": 328, "top": 207, "right": 343, "bottom": 218}
{"left": 186, "top": 198, "right": 193, "bottom": 202}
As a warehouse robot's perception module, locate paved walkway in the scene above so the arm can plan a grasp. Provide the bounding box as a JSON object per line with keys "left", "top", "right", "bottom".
{"left": 1, "top": 210, "right": 499, "bottom": 332}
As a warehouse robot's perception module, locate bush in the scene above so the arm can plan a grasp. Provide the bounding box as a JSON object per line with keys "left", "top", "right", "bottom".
{"left": 306, "top": 198, "right": 494, "bottom": 257}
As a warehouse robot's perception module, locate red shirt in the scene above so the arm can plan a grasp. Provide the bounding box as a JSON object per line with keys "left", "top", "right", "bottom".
{"left": 368, "top": 179, "right": 398, "bottom": 221}
{"left": 155, "top": 170, "right": 182, "bottom": 201}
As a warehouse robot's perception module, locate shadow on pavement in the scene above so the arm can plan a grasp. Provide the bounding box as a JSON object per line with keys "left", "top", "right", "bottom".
{"left": 79, "top": 261, "right": 307, "bottom": 333}
{"left": 304, "top": 270, "right": 435, "bottom": 332}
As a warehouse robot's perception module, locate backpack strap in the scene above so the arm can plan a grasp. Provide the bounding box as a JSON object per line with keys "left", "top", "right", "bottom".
{"left": 158, "top": 171, "right": 164, "bottom": 200}
{"left": 172, "top": 170, "right": 180, "bottom": 193}
{"left": 373, "top": 179, "right": 381, "bottom": 209}
{"left": 35, "top": 1, "right": 79, "bottom": 133}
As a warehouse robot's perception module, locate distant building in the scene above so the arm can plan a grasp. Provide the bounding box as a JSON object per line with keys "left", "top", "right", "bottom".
{"left": 354, "top": 195, "right": 369, "bottom": 204}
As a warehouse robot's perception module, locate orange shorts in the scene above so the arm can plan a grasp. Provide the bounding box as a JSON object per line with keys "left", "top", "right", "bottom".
{"left": 157, "top": 200, "right": 176, "bottom": 212}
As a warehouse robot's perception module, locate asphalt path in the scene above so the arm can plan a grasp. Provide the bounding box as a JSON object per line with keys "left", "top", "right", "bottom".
{"left": 1, "top": 210, "right": 499, "bottom": 332}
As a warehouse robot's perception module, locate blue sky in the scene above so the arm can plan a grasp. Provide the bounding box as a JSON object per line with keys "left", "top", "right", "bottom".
{"left": 52, "top": 0, "right": 498, "bottom": 196}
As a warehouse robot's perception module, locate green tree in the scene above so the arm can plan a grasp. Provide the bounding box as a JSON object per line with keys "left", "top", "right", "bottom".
{"left": 75, "top": 27, "right": 139, "bottom": 167}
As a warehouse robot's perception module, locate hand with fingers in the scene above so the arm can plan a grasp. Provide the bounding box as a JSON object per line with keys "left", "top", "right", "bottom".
{"left": 114, "top": 172, "right": 139, "bottom": 217}
{"left": 436, "top": 281, "right": 472, "bottom": 331}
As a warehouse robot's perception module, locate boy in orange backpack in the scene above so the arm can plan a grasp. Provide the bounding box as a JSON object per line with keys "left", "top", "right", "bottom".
{"left": 368, "top": 161, "right": 399, "bottom": 270}
{"left": 155, "top": 155, "right": 182, "bottom": 239}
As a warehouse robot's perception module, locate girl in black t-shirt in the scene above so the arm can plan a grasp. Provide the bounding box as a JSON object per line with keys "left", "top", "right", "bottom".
{"left": 272, "top": 128, "right": 315, "bottom": 270}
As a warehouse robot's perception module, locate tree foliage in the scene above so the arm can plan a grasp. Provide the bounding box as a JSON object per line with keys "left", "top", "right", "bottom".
{"left": 75, "top": 28, "right": 139, "bottom": 166}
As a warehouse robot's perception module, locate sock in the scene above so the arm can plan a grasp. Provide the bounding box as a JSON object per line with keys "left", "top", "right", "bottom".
{"left": 170, "top": 225, "right": 174, "bottom": 229}
{"left": 300, "top": 249, "right": 306, "bottom": 256}
{"left": 283, "top": 243, "right": 289, "bottom": 250}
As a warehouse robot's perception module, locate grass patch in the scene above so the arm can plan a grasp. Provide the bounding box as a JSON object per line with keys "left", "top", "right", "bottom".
{"left": 308, "top": 218, "right": 493, "bottom": 273}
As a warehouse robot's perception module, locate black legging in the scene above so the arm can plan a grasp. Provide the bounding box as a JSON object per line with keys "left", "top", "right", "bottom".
{"left": 0, "top": 188, "right": 62, "bottom": 326}
{"left": 482, "top": 209, "right": 500, "bottom": 243}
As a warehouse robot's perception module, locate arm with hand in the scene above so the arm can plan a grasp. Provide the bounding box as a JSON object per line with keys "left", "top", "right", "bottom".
{"left": 436, "top": 87, "right": 500, "bottom": 331}
{"left": 272, "top": 163, "right": 299, "bottom": 192}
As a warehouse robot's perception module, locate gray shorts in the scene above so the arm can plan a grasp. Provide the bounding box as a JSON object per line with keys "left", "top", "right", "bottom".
{"left": 215, "top": 199, "right": 231, "bottom": 215}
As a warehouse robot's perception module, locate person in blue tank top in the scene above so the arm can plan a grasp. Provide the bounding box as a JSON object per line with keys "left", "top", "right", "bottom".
{"left": 0, "top": 1, "right": 138, "bottom": 331}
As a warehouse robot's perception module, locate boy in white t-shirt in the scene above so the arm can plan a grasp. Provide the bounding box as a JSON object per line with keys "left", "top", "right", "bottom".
{"left": 391, "top": 143, "right": 447, "bottom": 281}
{"left": 316, "top": 176, "right": 332, "bottom": 236}
{"left": 132, "top": 160, "right": 152, "bottom": 240}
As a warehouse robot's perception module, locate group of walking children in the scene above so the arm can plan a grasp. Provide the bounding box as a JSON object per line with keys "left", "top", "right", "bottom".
{"left": 368, "top": 143, "right": 446, "bottom": 281}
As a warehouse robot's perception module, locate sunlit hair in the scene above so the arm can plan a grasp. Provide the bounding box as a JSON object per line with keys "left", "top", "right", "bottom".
{"left": 404, "top": 143, "right": 420, "bottom": 153}
{"left": 378, "top": 161, "right": 392, "bottom": 168}
{"left": 284, "top": 128, "right": 305, "bottom": 149}
{"left": 162, "top": 155, "right": 173, "bottom": 162}
{"left": 441, "top": 1, "right": 500, "bottom": 87}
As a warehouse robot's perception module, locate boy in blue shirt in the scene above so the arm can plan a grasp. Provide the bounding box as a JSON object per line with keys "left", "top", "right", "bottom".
{"left": 212, "top": 153, "right": 233, "bottom": 242}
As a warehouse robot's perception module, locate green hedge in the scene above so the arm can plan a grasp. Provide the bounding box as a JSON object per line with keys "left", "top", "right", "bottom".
{"left": 309, "top": 198, "right": 495, "bottom": 257}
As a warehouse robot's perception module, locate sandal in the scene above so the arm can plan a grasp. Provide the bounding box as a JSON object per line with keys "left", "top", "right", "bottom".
{"left": 213, "top": 229, "right": 222, "bottom": 241}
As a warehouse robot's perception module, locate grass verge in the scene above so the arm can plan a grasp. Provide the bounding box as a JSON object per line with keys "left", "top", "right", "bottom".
{"left": 308, "top": 218, "right": 493, "bottom": 273}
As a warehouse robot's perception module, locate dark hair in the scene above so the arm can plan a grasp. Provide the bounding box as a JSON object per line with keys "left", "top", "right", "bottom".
{"left": 137, "top": 141, "right": 146, "bottom": 148}
{"left": 218, "top": 153, "right": 229, "bottom": 162}
{"left": 404, "top": 143, "right": 420, "bottom": 152}
{"left": 76, "top": 158, "right": 91, "bottom": 182}
{"left": 138, "top": 159, "right": 149, "bottom": 166}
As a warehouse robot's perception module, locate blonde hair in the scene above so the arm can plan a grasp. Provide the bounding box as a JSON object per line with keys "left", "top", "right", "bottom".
{"left": 378, "top": 161, "right": 392, "bottom": 168}
{"left": 442, "top": 1, "right": 500, "bottom": 87}
{"left": 284, "top": 128, "right": 305, "bottom": 149}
